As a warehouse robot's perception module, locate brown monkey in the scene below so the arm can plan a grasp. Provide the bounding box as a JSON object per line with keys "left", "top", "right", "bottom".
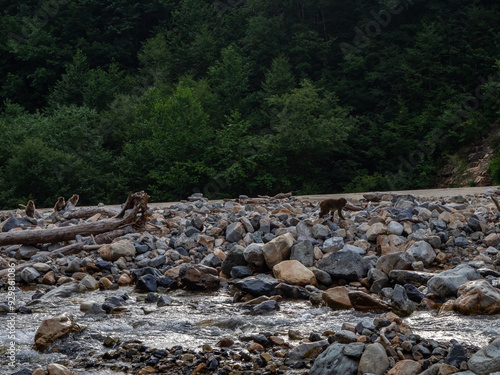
{"left": 65, "top": 194, "right": 79, "bottom": 211}
{"left": 25, "top": 200, "right": 36, "bottom": 218}
{"left": 319, "top": 198, "right": 347, "bottom": 220}
{"left": 53, "top": 196, "right": 66, "bottom": 212}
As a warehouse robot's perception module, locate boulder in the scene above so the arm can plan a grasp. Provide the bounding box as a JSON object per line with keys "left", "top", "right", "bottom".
{"left": 406, "top": 241, "right": 436, "bottom": 266}
{"left": 468, "top": 337, "right": 500, "bottom": 375}
{"left": 273, "top": 260, "right": 317, "bottom": 286}
{"left": 483, "top": 232, "right": 500, "bottom": 247}
{"left": 316, "top": 251, "right": 367, "bottom": 281}
{"left": 179, "top": 264, "right": 220, "bottom": 291}
{"left": 376, "top": 252, "right": 415, "bottom": 274}
{"left": 21, "top": 267, "right": 40, "bottom": 283}
{"left": 287, "top": 340, "right": 329, "bottom": 364}
{"left": 33, "top": 313, "right": 81, "bottom": 352}
{"left": 79, "top": 275, "right": 98, "bottom": 291}
{"left": 235, "top": 274, "right": 279, "bottom": 296}
{"left": 312, "top": 224, "right": 330, "bottom": 240}
{"left": 358, "top": 343, "right": 389, "bottom": 375}
{"left": 221, "top": 245, "right": 247, "bottom": 276}
{"left": 261, "top": 233, "right": 294, "bottom": 268}
{"left": 99, "top": 239, "right": 136, "bottom": 261}
{"left": 348, "top": 291, "right": 391, "bottom": 312}
{"left": 366, "top": 222, "right": 387, "bottom": 242}
{"left": 377, "top": 235, "right": 407, "bottom": 255}
{"left": 387, "top": 221, "right": 404, "bottom": 235}
{"left": 387, "top": 359, "right": 421, "bottom": 375}
{"left": 427, "top": 264, "right": 481, "bottom": 299}
{"left": 243, "top": 243, "right": 265, "bottom": 267}
{"left": 391, "top": 284, "right": 417, "bottom": 317}
{"left": 454, "top": 279, "right": 500, "bottom": 315}
{"left": 290, "top": 240, "right": 314, "bottom": 267}
{"left": 322, "top": 286, "right": 352, "bottom": 310}
{"left": 47, "top": 363, "right": 74, "bottom": 375}
{"left": 226, "top": 222, "right": 245, "bottom": 242}
{"left": 308, "top": 343, "right": 359, "bottom": 375}
{"left": 322, "top": 237, "right": 344, "bottom": 253}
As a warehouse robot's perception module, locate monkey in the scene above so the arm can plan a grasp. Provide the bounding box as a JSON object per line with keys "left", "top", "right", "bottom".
{"left": 53, "top": 196, "right": 66, "bottom": 212}
{"left": 25, "top": 200, "right": 36, "bottom": 218}
{"left": 319, "top": 198, "right": 347, "bottom": 220}
{"left": 65, "top": 194, "right": 79, "bottom": 211}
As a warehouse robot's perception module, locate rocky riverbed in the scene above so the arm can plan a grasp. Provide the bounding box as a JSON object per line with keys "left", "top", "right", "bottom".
{"left": 1, "top": 190, "right": 500, "bottom": 375}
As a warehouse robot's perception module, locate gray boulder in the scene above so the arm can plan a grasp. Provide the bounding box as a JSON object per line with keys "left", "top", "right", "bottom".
{"left": 427, "top": 264, "right": 481, "bottom": 299}
{"left": 391, "top": 284, "right": 417, "bottom": 317}
{"left": 316, "top": 251, "right": 367, "bottom": 282}
{"left": 226, "top": 222, "right": 245, "bottom": 243}
{"left": 290, "top": 240, "right": 314, "bottom": 267}
{"left": 468, "top": 338, "right": 500, "bottom": 375}
{"left": 323, "top": 237, "right": 344, "bottom": 253}
{"left": 243, "top": 243, "right": 265, "bottom": 267}
{"left": 308, "top": 343, "right": 359, "bottom": 375}
{"left": 21, "top": 267, "right": 40, "bottom": 283}
{"left": 358, "top": 343, "right": 389, "bottom": 375}
{"left": 376, "top": 252, "right": 415, "bottom": 274}
{"left": 406, "top": 241, "right": 436, "bottom": 266}
{"left": 221, "top": 245, "right": 247, "bottom": 276}
{"left": 235, "top": 274, "right": 279, "bottom": 296}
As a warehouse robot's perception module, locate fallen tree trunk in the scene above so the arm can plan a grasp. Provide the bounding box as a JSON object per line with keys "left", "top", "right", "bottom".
{"left": 0, "top": 191, "right": 150, "bottom": 247}
{"left": 61, "top": 207, "right": 118, "bottom": 221}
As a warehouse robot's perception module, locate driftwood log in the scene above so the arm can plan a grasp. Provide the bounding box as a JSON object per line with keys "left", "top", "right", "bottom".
{"left": 61, "top": 207, "right": 118, "bottom": 221}
{"left": 0, "top": 191, "right": 150, "bottom": 247}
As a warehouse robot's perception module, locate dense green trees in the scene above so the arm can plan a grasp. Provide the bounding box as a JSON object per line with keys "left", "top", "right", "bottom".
{"left": 1, "top": 0, "right": 500, "bottom": 208}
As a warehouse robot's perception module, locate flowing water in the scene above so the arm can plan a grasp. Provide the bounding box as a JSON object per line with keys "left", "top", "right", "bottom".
{"left": 1, "top": 286, "right": 499, "bottom": 374}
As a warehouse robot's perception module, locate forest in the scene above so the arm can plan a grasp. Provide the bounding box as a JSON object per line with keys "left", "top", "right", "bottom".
{"left": 1, "top": 0, "right": 500, "bottom": 208}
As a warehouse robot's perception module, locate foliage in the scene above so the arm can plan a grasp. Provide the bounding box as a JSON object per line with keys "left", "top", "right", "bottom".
{"left": 1, "top": 0, "right": 500, "bottom": 208}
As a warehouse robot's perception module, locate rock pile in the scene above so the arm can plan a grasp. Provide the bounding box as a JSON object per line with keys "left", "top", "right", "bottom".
{"left": 2, "top": 190, "right": 500, "bottom": 374}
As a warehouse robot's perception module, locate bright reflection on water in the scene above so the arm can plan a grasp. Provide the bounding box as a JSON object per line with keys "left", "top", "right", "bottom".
{"left": 1, "top": 286, "right": 499, "bottom": 374}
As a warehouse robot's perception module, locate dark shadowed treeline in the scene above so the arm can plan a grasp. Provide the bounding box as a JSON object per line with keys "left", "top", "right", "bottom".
{"left": 1, "top": 0, "right": 500, "bottom": 208}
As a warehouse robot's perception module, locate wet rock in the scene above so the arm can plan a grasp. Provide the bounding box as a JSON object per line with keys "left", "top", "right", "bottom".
{"left": 454, "top": 279, "right": 500, "bottom": 315}
{"left": 316, "top": 251, "right": 367, "bottom": 281}
{"left": 322, "top": 286, "right": 352, "bottom": 310}
{"left": 290, "top": 240, "right": 314, "bottom": 267}
{"left": 221, "top": 245, "right": 247, "bottom": 276}
{"left": 235, "top": 274, "right": 279, "bottom": 296}
{"left": 243, "top": 243, "right": 265, "bottom": 267}
{"left": 391, "top": 284, "right": 417, "bottom": 316}
{"left": 230, "top": 265, "right": 253, "bottom": 279}
{"left": 358, "top": 343, "right": 389, "bottom": 375}
{"left": 102, "top": 295, "right": 128, "bottom": 313}
{"left": 445, "top": 342, "right": 467, "bottom": 367}
{"left": 261, "top": 232, "right": 294, "bottom": 268}
{"left": 273, "top": 260, "right": 317, "bottom": 286}
{"left": 404, "top": 283, "right": 426, "bottom": 303}
{"left": 427, "top": 264, "right": 481, "bottom": 299}
{"left": 226, "top": 222, "right": 245, "bottom": 242}
{"left": 468, "top": 337, "right": 500, "bottom": 375}
{"left": 406, "top": 241, "right": 436, "bottom": 266}
{"left": 47, "top": 363, "right": 74, "bottom": 375}
{"left": 157, "top": 295, "right": 172, "bottom": 307}
{"left": 40, "top": 284, "right": 79, "bottom": 299}
{"left": 247, "top": 300, "right": 279, "bottom": 315}
{"left": 33, "top": 313, "right": 81, "bottom": 352}
{"left": 376, "top": 252, "right": 415, "bottom": 274}
{"left": 179, "top": 264, "right": 220, "bottom": 291}
{"left": 348, "top": 291, "right": 391, "bottom": 312}
{"left": 322, "top": 237, "right": 344, "bottom": 253}
{"left": 137, "top": 274, "right": 158, "bottom": 293}
{"left": 308, "top": 343, "right": 359, "bottom": 375}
